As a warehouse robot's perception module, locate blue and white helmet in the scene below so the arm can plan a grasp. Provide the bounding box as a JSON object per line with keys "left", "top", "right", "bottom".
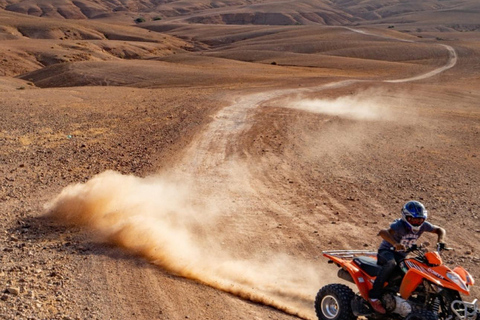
{"left": 401, "top": 201, "right": 428, "bottom": 233}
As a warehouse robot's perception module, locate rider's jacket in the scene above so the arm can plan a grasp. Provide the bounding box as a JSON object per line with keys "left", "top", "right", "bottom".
{"left": 378, "top": 219, "right": 435, "bottom": 257}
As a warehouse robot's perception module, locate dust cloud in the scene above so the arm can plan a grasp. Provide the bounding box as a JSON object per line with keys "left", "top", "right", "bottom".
{"left": 45, "top": 170, "right": 329, "bottom": 319}
{"left": 286, "top": 89, "right": 393, "bottom": 121}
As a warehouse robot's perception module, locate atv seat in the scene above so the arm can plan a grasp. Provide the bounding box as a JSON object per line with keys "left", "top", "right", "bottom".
{"left": 353, "top": 256, "right": 382, "bottom": 277}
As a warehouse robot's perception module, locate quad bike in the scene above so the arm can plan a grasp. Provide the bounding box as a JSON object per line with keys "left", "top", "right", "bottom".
{"left": 315, "top": 244, "right": 479, "bottom": 320}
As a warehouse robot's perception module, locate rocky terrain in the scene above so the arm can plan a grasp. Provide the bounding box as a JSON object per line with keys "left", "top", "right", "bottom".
{"left": 1, "top": 1, "right": 480, "bottom": 320}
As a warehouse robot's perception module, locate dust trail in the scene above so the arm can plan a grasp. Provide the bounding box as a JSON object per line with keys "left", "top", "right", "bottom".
{"left": 285, "top": 88, "right": 393, "bottom": 121}
{"left": 45, "top": 170, "right": 325, "bottom": 320}
{"left": 283, "top": 29, "right": 457, "bottom": 120}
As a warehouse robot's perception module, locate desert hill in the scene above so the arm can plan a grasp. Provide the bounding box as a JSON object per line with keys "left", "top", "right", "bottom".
{"left": 1, "top": 0, "right": 479, "bottom": 28}
{"left": 17, "top": 23, "right": 454, "bottom": 88}
{"left": 1, "top": 6, "right": 461, "bottom": 87}
{"left": 1, "top": 1, "right": 480, "bottom": 320}
{"left": 0, "top": 9, "right": 191, "bottom": 76}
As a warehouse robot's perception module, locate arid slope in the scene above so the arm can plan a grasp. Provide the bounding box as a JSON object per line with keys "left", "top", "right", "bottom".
{"left": 1, "top": 2, "right": 480, "bottom": 320}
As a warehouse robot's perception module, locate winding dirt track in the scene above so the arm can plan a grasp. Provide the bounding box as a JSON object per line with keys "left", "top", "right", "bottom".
{"left": 167, "top": 28, "right": 459, "bottom": 318}
{"left": 44, "top": 27, "right": 466, "bottom": 320}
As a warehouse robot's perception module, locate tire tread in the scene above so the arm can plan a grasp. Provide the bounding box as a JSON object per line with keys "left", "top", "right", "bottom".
{"left": 315, "top": 283, "right": 356, "bottom": 320}
{"left": 405, "top": 309, "right": 438, "bottom": 320}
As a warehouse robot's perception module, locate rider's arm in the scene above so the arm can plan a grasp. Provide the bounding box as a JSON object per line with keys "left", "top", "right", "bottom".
{"left": 431, "top": 226, "right": 446, "bottom": 243}
{"left": 378, "top": 228, "right": 404, "bottom": 251}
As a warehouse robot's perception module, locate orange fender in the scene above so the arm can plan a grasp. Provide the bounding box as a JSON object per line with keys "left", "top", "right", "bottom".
{"left": 336, "top": 261, "right": 372, "bottom": 299}
{"left": 323, "top": 253, "right": 374, "bottom": 300}
{"left": 399, "top": 267, "right": 470, "bottom": 298}
{"left": 399, "top": 268, "right": 430, "bottom": 299}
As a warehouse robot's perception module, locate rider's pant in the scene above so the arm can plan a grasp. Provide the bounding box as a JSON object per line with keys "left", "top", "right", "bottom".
{"left": 369, "top": 249, "right": 405, "bottom": 299}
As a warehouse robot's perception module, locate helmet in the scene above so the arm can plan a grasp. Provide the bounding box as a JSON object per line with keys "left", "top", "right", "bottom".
{"left": 401, "top": 201, "right": 428, "bottom": 233}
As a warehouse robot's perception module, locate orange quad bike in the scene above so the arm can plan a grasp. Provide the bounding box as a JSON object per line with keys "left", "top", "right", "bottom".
{"left": 315, "top": 244, "right": 479, "bottom": 320}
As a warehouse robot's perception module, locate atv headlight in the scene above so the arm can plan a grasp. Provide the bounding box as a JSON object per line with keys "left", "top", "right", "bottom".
{"left": 447, "top": 272, "right": 469, "bottom": 292}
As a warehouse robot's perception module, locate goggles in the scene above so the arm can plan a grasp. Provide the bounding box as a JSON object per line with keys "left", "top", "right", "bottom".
{"left": 406, "top": 216, "right": 425, "bottom": 226}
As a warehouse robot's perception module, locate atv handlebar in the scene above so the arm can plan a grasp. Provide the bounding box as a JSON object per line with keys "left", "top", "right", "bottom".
{"left": 390, "top": 243, "right": 452, "bottom": 253}
{"left": 437, "top": 242, "right": 453, "bottom": 252}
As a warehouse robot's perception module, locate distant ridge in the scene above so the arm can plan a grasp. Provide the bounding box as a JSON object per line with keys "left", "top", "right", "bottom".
{"left": 0, "top": 0, "right": 477, "bottom": 28}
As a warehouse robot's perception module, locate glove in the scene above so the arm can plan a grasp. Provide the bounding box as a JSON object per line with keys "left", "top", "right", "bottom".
{"left": 393, "top": 243, "right": 406, "bottom": 251}
{"left": 437, "top": 242, "right": 447, "bottom": 251}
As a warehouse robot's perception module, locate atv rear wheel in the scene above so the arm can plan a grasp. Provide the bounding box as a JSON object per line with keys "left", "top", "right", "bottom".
{"left": 405, "top": 310, "right": 438, "bottom": 320}
{"left": 315, "top": 284, "right": 356, "bottom": 320}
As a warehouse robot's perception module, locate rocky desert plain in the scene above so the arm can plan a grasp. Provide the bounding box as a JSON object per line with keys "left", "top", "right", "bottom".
{"left": 1, "top": 0, "right": 480, "bottom": 319}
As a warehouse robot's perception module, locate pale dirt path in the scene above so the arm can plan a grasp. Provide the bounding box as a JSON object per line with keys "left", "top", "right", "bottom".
{"left": 345, "top": 27, "right": 458, "bottom": 83}
{"left": 384, "top": 44, "right": 457, "bottom": 83}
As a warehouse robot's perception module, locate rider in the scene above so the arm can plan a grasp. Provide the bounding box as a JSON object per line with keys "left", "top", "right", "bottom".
{"left": 369, "top": 200, "right": 446, "bottom": 314}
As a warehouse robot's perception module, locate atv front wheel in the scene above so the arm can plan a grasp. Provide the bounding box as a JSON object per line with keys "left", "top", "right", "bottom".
{"left": 315, "top": 284, "right": 356, "bottom": 320}
{"left": 405, "top": 310, "right": 438, "bottom": 320}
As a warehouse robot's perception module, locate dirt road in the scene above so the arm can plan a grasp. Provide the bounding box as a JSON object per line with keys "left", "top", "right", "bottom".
{"left": 40, "top": 26, "right": 480, "bottom": 320}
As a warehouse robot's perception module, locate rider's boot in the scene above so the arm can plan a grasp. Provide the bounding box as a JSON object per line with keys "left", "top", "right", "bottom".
{"left": 369, "top": 298, "right": 386, "bottom": 314}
